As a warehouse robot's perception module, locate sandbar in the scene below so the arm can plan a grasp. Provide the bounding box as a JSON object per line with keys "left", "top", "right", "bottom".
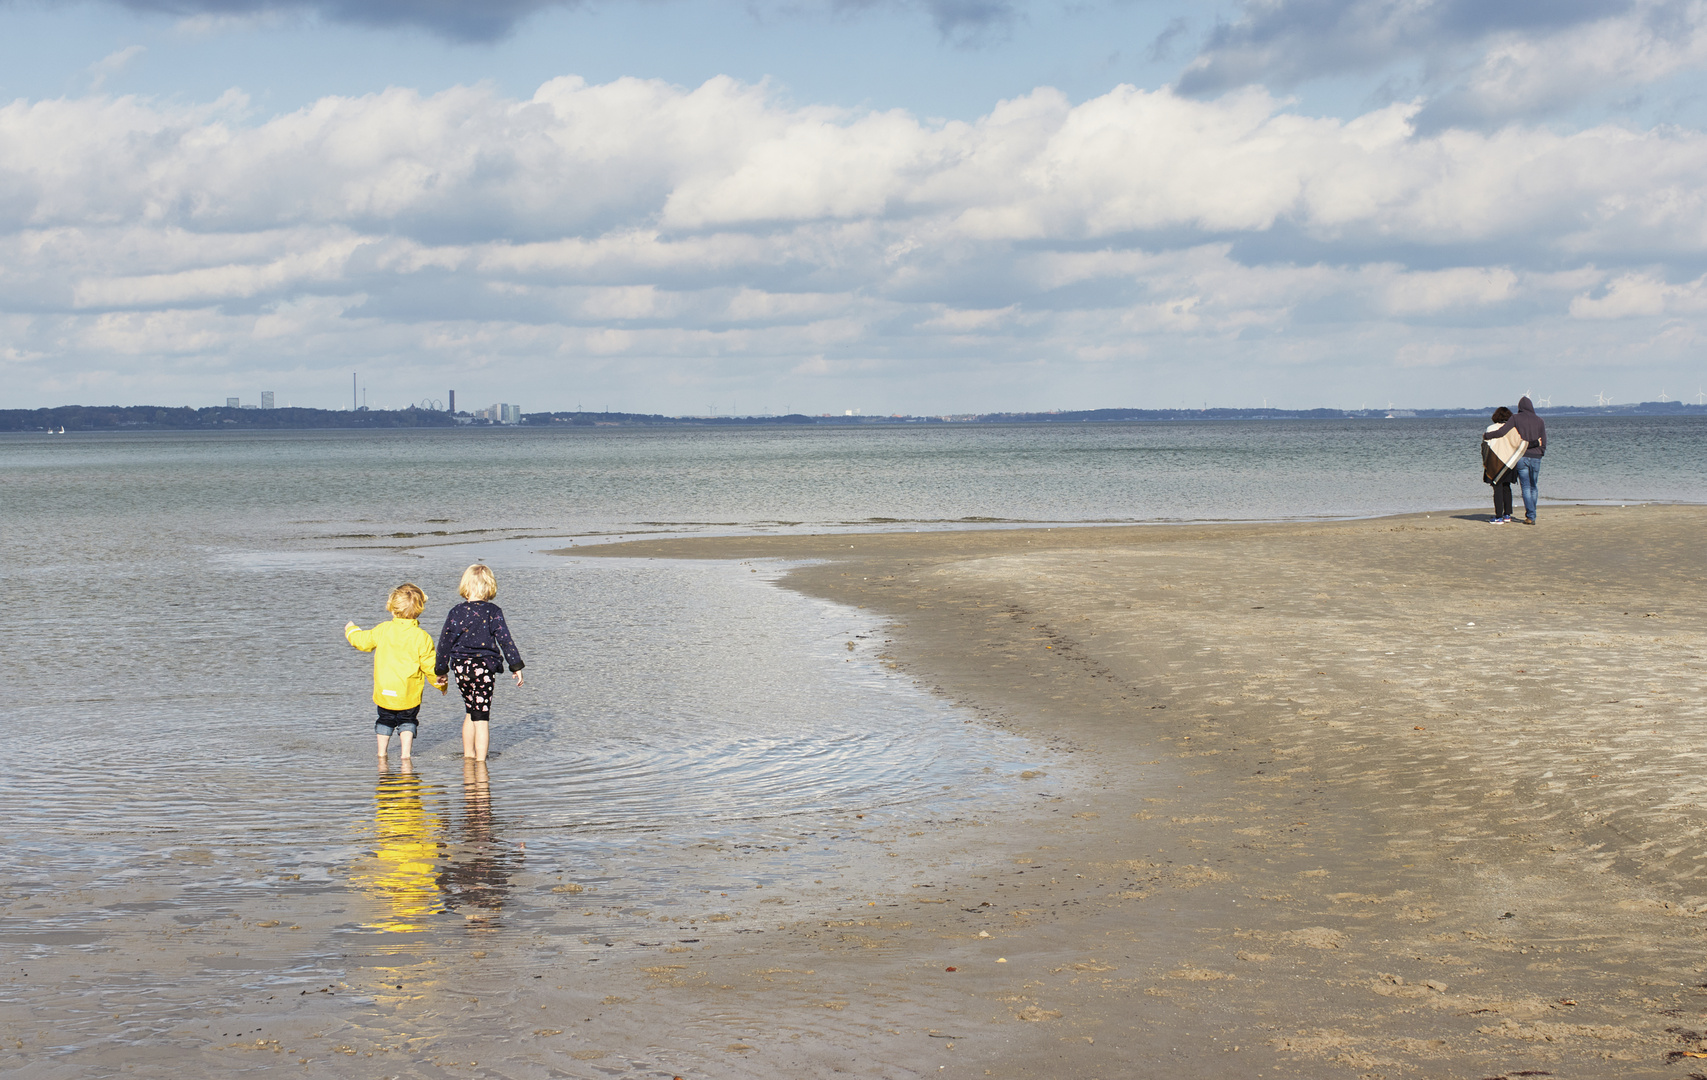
{"left": 567, "top": 505, "right": 1707, "bottom": 1078}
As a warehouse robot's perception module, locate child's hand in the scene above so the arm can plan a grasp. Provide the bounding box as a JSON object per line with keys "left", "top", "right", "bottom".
{"left": 513, "top": 671, "right": 524, "bottom": 688}
{"left": 345, "top": 621, "right": 358, "bottom": 632}
{"left": 435, "top": 677, "right": 448, "bottom": 694}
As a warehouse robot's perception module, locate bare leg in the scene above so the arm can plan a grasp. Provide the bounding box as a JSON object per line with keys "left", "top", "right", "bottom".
{"left": 472, "top": 720, "right": 491, "bottom": 762}
{"left": 376, "top": 732, "right": 390, "bottom": 758}
{"left": 462, "top": 714, "right": 475, "bottom": 758}
{"left": 399, "top": 730, "right": 414, "bottom": 759}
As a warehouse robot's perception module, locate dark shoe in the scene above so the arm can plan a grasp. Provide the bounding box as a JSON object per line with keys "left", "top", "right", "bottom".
{"left": 1522, "top": 517, "right": 1535, "bottom": 525}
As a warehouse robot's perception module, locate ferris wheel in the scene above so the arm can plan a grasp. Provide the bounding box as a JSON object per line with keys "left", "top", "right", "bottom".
{"left": 419, "top": 398, "right": 445, "bottom": 411}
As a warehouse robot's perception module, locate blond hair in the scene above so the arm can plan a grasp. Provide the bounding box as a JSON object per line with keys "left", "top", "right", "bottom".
{"left": 459, "top": 563, "right": 497, "bottom": 601}
{"left": 387, "top": 583, "right": 427, "bottom": 619}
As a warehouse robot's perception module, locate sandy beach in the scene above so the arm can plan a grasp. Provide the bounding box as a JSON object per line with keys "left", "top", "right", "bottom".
{"left": 562, "top": 504, "right": 1707, "bottom": 1079}
{"left": 7, "top": 505, "right": 1706, "bottom": 1080}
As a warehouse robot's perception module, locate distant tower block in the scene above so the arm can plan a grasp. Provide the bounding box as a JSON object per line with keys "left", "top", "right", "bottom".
{"left": 227, "top": 397, "right": 240, "bottom": 408}
{"left": 261, "top": 391, "right": 275, "bottom": 410}
{"left": 449, "top": 390, "right": 455, "bottom": 414}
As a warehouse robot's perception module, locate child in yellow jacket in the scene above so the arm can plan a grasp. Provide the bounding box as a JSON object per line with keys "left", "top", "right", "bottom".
{"left": 346, "top": 583, "right": 447, "bottom": 759}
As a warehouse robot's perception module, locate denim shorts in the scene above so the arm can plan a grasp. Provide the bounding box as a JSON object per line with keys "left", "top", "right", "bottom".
{"left": 376, "top": 704, "right": 421, "bottom": 735}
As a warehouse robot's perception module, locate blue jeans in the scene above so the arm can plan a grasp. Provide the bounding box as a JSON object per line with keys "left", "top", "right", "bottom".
{"left": 1514, "top": 457, "right": 1541, "bottom": 520}
{"left": 376, "top": 704, "right": 420, "bottom": 735}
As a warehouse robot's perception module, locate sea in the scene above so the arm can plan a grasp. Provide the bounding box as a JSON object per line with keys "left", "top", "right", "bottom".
{"left": 3, "top": 415, "right": 1704, "bottom": 1070}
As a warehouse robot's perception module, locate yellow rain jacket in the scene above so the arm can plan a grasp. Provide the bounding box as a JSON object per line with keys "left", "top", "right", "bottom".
{"left": 346, "top": 617, "right": 440, "bottom": 710}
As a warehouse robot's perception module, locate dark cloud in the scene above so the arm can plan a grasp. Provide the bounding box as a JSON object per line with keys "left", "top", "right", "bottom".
{"left": 828, "top": 0, "right": 1016, "bottom": 46}
{"left": 1177, "top": 0, "right": 1632, "bottom": 96}
{"left": 1146, "top": 16, "right": 1190, "bottom": 62}
{"left": 922, "top": 0, "right": 1015, "bottom": 43}
{"left": 100, "top": 0, "right": 1016, "bottom": 44}
{"left": 104, "top": 0, "right": 578, "bottom": 42}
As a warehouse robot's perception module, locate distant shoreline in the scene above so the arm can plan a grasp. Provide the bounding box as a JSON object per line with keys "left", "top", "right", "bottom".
{"left": 6, "top": 401, "right": 1707, "bottom": 432}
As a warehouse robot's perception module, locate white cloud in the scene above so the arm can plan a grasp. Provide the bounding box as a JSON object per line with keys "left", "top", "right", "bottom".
{"left": 1420, "top": 3, "right": 1707, "bottom": 126}
{"left": 12, "top": 78, "right": 1707, "bottom": 250}
{"left": 172, "top": 10, "right": 296, "bottom": 37}
{"left": 919, "top": 304, "right": 1020, "bottom": 331}
{"left": 1393, "top": 342, "right": 1462, "bottom": 369}
{"left": 87, "top": 45, "right": 146, "bottom": 92}
{"left": 1569, "top": 271, "right": 1707, "bottom": 318}
{"left": 71, "top": 234, "right": 366, "bottom": 307}
{"left": 1376, "top": 266, "right": 1518, "bottom": 316}
{"left": 6, "top": 75, "right": 1707, "bottom": 408}
{"left": 1178, "top": 0, "right": 1707, "bottom": 127}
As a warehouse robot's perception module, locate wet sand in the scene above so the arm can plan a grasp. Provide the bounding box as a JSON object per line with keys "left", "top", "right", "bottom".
{"left": 7, "top": 506, "right": 1706, "bottom": 1079}
{"left": 566, "top": 505, "right": 1707, "bottom": 1079}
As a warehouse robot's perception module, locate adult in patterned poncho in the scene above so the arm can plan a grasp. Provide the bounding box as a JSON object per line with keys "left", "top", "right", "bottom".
{"left": 1482, "top": 396, "right": 1547, "bottom": 524}
{"left": 1480, "top": 406, "right": 1520, "bottom": 523}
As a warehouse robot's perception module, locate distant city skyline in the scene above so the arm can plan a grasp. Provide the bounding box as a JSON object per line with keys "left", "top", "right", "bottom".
{"left": 62, "top": 391, "right": 1707, "bottom": 420}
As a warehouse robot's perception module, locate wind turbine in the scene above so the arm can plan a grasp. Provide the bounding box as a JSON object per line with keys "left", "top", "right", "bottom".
{"left": 1537, "top": 395, "right": 1552, "bottom": 407}
{"left": 1595, "top": 390, "right": 1611, "bottom": 406}
{"left": 1661, "top": 389, "right": 1671, "bottom": 403}
{"left": 1696, "top": 388, "right": 1706, "bottom": 405}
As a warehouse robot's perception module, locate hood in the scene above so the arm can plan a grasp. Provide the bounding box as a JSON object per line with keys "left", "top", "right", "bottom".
{"left": 1517, "top": 396, "right": 1535, "bottom": 413}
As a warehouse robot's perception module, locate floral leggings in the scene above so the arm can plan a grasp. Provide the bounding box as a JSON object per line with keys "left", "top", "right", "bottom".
{"left": 452, "top": 657, "right": 496, "bottom": 723}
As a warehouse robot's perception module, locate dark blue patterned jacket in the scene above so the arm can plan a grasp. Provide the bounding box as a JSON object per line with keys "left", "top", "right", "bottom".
{"left": 435, "top": 600, "right": 525, "bottom": 677}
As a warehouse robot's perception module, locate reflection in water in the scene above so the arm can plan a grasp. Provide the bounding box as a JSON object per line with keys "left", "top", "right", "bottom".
{"left": 350, "top": 760, "right": 444, "bottom": 932}
{"left": 437, "top": 760, "right": 519, "bottom": 929}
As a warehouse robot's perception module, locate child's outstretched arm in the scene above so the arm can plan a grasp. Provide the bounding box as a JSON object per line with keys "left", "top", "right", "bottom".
{"left": 493, "top": 610, "right": 525, "bottom": 686}
{"left": 345, "top": 622, "right": 377, "bottom": 652}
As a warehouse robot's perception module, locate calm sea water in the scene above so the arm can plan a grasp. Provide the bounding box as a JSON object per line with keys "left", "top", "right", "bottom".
{"left": 2, "top": 416, "right": 1704, "bottom": 1070}
{"left": 5, "top": 416, "right": 1704, "bottom": 832}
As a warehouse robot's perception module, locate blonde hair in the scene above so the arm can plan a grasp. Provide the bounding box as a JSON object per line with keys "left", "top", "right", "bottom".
{"left": 459, "top": 563, "right": 497, "bottom": 601}
{"left": 387, "top": 583, "right": 427, "bottom": 619}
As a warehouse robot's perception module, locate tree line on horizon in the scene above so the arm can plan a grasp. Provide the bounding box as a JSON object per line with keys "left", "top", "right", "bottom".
{"left": 3, "top": 400, "right": 1704, "bottom": 432}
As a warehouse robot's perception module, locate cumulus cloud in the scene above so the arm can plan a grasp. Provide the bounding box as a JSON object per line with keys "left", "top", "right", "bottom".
{"left": 5, "top": 76, "right": 1707, "bottom": 407}
{"left": 24, "top": 76, "right": 1701, "bottom": 249}
{"left": 1416, "top": 4, "right": 1707, "bottom": 127}
{"left": 1177, "top": 0, "right": 1707, "bottom": 126}
{"left": 1569, "top": 270, "right": 1707, "bottom": 317}
{"left": 1179, "top": 0, "right": 1626, "bottom": 93}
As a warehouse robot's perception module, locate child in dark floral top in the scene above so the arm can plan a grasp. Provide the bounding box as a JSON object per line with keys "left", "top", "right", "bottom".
{"left": 435, "top": 564, "right": 525, "bottom": 762}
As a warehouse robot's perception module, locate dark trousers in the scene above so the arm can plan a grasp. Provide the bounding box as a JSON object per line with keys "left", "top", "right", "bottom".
{"left": 1492, "top": 482, "right": 1513, "bottom": 519}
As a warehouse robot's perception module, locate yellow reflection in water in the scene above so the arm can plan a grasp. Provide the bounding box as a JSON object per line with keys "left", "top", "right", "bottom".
{"left": 350, "top": 760, "right": 444, "bottom": 932}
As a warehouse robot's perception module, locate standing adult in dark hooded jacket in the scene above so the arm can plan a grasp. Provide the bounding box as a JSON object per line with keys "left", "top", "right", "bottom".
{"left": 1482, "top": 396, "right": 1547, "bottom": 524}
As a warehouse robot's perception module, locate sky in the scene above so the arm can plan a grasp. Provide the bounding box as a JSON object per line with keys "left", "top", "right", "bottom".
{"left": 5, "top": 0, "right": 1707, "bottom": 413}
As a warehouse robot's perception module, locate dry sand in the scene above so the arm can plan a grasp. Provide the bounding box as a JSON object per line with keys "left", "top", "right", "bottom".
{"left": 7, "top": 506, "right": 1705, "bottom": 1079}
{"left": 566, "top": 505, "right": 1707, "bottom": 1079}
